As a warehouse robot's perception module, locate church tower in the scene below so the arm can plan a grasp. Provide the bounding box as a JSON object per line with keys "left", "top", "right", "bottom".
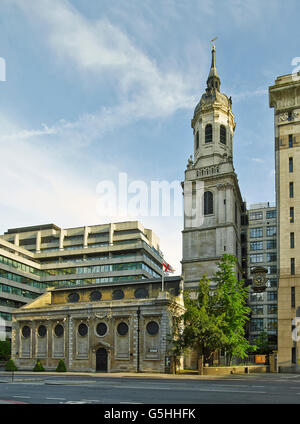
{"left": 182, "top": 42, "right": 243, "bottom": 289}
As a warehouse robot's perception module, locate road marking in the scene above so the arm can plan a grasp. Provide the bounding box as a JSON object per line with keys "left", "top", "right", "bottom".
{"left": 46, "top": 397, "right": 66, "bottom": 400}
{"left": 106, "top": 384, "right": 265, "bottom": 394}
{"left": 12, "top": 396, "right": 31, "bottom": 399}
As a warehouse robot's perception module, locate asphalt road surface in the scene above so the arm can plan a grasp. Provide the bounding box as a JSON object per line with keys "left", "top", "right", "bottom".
{"left": 1, "top": 373, "right": 300, "bottom": 404}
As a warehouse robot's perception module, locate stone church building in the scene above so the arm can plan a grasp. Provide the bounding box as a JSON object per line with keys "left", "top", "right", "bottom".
{"left": 11, "top": 277, "right": 184, "bottom": 373}
{"left": 182, "top": 42, "right": 244, "bottom": 291}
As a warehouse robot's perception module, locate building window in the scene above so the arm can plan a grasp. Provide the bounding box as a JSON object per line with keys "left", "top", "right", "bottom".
{"left": 204, "top": 191, "right": 213, "bottom": 215}
{"left": 134, "top": 288, "right": 149, "bottom": 299}
{"left": 96, "top": 322, "right": 107, "bottom": 337}
{"left": 196, "top": 131, "right": 199, "bottom": 149}
{"left": 54, "top": 324, "right": 64, "bottom": 338}
{"left": 251, "top": 305, "right": 264, "bottom": 315}
{"left": 78, "top": 323, "right": 88, "bottom": 337}
{"left": 291, "top": 258, "right": 295, "bottom": 275}
{"left": 266, "top": 210, "right": 276, "bottom": 219}
{"left": 289, "top": 134, "right": 293, "bottom": 148}
{"left": 112, "top": 289, "right": 124, "bottom": 300}
{"left": 205, "top": 124, "right": 213, "bottom": 143}
{"left": 250, "top": 228, "right": 263, "bottom": 238}
{"left": 249, "top": 211, "right": 263, "bottom": 220}
{"left": 291, "top": 287, "right": 295, "bottom": 308}
{"left": 290, "top": 182, "right": 294, "bottom": 198}
{"left": 68, "top": 292, "right": 79, "bottom": 303}
{"left": 250, "top": 254, "right": 263, "bottom": 263}
{"left": 38, "top": 325, "right": 47, "bottom": 338}
{"left": 267, "top": 266, "right": 277, "bottom": 275}
{"left": 250, "top": 241, "right": 263, "bottom": 251}
{"left": 250, "top": 292, "right": 264, "bottom": 302}
{"left": 289, "top": 157, "right": 293, "bottom": 172}
{"left": 267, "top": 240, "right": 276, "bottom": 249}
{"left": 117, "top": 322, "right": 129, "bottom": 336}
{"left": 267, "top": 304, "right": 277, "bottom": 314}
{"left": 266, "top": 226, "right": 276, "bottom": 236}
{"left": 220, "top": 125, "right": 226, "bottom": 144}
{"left": 146, "top": 321, "right": 159, "bottom": 336}
{"left": 290, "top": 207, "right": 294, "bottom": 223}
{"left": 250, "top": 318, "right": 264, "bottom": 332}
{"left": 22, "top": 326, "right": 31, "bottom": 338}
{"left": 267, "top": 319, "right": 277, "bottom": 330}
{"left": 267, "top": 253, "right": 277, "bottom": 263}
{"left": 290, "top": 232, "right": 295, "bottom": 248}
{"left": 90, "top": 291, "right": 102, "bottom": 301}
{"left": 267, "top": 291, "right": 277, "bottom": 301}
{"left": 268, "top": 278, "right": 277, "bottom": 288}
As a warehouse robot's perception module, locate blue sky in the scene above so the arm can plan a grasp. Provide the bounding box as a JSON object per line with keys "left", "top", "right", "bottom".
{"left": 0, "top": 0, "right": 299, "bottom": 271}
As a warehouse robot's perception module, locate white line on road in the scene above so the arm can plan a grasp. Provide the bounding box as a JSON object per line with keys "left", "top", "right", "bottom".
{"left": 12, "top": 396, "right": 31, "bottom": 399}
{"left": 46, "top": 397, "right": 66, "bottom": 400}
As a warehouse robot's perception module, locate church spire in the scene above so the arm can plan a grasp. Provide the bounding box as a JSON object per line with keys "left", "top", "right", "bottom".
{"left": 206, "top": 38, "right": 220, "bottom": 92}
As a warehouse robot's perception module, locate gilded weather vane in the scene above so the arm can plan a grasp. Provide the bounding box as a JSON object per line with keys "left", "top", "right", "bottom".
{"left": 211, "top": 37, "right": 218, "bottom": 49}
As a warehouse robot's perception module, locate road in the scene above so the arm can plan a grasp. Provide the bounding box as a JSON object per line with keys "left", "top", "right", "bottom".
{"left": 1, "top": 373, "right": 300, "bottom": 404}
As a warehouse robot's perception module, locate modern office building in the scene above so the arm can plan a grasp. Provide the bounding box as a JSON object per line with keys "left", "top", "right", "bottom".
{"left": 242, "top": 202, "right": 278, "bottom": 350}
{"left": 269, "top": 72, "right": 300, "bottom": 370}
{"left": 0, "top": 221, "right": 165, "bottom": 339}
{"left": 182, "top": 42, "right": 243, "bottom": 291}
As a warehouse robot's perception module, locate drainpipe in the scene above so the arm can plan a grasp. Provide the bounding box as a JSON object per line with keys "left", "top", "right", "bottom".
{"left": 137, "top": 306, "right": 140, "bottom": 373}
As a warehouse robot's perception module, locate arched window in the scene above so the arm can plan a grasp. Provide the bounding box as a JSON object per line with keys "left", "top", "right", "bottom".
{"left": 196, "top": 131, "right": 199, "bottom": 149}
{"left": 205, "top": 124, "right": 213, "bottom": 143}
{"left": 204, "top": 191, "right": 213, "bottom": 215}
{"left": 220, "top": 125, "right": 226, "bottom": 144}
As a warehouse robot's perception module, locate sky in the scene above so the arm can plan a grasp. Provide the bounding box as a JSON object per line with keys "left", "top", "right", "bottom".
{"left": 0, "top": 0, "right": 299, "bottom": 272}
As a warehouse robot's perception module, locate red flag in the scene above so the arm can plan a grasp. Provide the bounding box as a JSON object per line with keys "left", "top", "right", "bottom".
{"left": 162, "top": 260, "right": 175, "bottom": 273}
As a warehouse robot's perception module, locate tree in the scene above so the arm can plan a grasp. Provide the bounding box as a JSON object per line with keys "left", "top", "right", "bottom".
{"left": 172, "top": 254, "right": 255, "bottom": 366}
{"left": 213, "top": 254, "right": 255, "bottom": 362}
{"left": 5, "top": 358, "right": 17, "bottom": 371}
{"left": 56, "top": 359, "right": 67, "bottom": 372}
{"left": 33, "top": 359, "right": 45, "bottom": 372}
{"left": 0, "top": 339, "right": 11, "bottom": 361}
{"left": 172, "top": 274, "right": 228, "bottom": 364}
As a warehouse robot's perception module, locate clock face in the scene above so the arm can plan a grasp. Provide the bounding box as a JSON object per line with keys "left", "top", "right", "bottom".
{"left": 255, "top": 275, "right": 265, "bottom": 286}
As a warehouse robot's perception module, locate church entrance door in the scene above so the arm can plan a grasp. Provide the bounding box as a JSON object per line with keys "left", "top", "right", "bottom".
{"left": 96, "top": 348, "right": 108, "bottom": 372}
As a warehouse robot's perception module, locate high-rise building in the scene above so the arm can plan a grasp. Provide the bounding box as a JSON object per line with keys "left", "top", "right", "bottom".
{"left": 269, "top": 72, "right": 300, "bottom": 370}
{"left": 182, "top": 42, "right": 243, "bottom": 290}
{"left": 0, "top": 221, "right": 165, "bottom": 339}
{"left": 242, "top": 202, "right": 278, "bottom": 350}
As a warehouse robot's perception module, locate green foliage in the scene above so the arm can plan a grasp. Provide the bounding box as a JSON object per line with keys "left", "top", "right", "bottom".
{"left": 252, "top": 331, "right": 272, "bottom": 354}
{"left": 33, "top": 359, "right": 45, "bottom": 372}
{"left": 172, "top": 254, "right": 256, "bottom": 364}
{"left": 0, "top": 339, "right": 11, "bottom": 361}
{"left": 56, "top": 359, "right": 67, "bottom": 372}
{"left": 5, "top": 358, "right": 17, "bottom": 371}
{"left": 213, "top": 254, "right": 255, "bottom": 360}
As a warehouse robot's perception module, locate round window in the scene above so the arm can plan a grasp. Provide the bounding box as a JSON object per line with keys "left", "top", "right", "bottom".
{"left": 146, "top": 321, "right": 159, "bottom": 336}
{"left": 68, "top": 292, "right": 79, "bottom": 303}
{"left": 54, "top": 324, "right": 64, "bottom": 337}
{"left": 134, "top": 288, "right": 149, "bottom": 299}
{"left": 117, "top": 322, "right": 128, "bottom": 336}
{"left": 113, "top": 289, "right": 124, "bottom": 300}
{"left": 22, "top": 325, "right": 31, "bottom": 338}
{"left": 78, "top": 323, "right": 88, "bottom": 337}
{"left": 96, "top": 322, "right": 107, "bottom": 337}
{"left": 38, "top": 325, "right": 47, "bottom": 337}
{"left": 90, "top": 291, "right": 102, "bottom": 301}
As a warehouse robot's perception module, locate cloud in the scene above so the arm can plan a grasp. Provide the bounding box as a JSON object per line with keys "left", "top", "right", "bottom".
{"left": 13, "top": 0, "right": 197, "bottom": 137}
